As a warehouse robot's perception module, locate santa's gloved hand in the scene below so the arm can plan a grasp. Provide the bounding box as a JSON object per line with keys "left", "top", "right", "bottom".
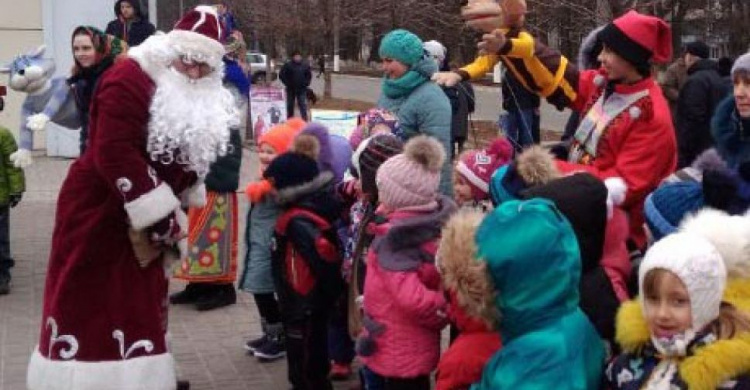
{"left": 8, "top": 194, "right": 22, "bottom": 208}
{"left": 9, "top": 149, "right": 33, "bottom": 168}
{"left": 432, "top": 71, "right": 462, "bottom": 87}
{"left": 148, "top": 212, "right": 183, "bottom": 245}
{"left": 27, "top": 113, "right": 50, "bottom": 131}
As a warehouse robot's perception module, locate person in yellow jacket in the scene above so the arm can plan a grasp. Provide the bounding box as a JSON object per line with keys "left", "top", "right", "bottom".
{"left": 434, "top": 0, "right": 578, "bottom": 110}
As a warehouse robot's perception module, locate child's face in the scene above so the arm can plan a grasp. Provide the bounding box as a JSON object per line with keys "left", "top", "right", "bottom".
{"left": 643, "top": 270, "right": 692, "bottom": 339}
{"left": 453, "top": 174, "right": 474, "bottom": 205}
{"left": 258, "top": 144, "right": 278, "bottom": 171}
{"left": 598, "top": 45, "right": 638, "bottom": 82}
{"left": 734, "top": 76, "right": 750, "bottom": 118}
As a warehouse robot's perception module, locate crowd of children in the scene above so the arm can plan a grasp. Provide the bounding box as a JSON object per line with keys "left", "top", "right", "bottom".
{"left": 235, "top": 47, "right": 750, "bottom": 390}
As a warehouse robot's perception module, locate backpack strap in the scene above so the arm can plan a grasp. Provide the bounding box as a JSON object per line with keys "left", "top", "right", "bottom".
{"left": 276, "top": 207, "right": 331, "bottom": 234}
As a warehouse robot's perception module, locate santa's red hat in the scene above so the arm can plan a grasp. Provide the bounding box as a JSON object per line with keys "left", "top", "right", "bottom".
{"left": 598, "top": 10, "right": 672, "bottom": 67}
{"left": 167, "top": 5, "right": 225, "bottom": 68}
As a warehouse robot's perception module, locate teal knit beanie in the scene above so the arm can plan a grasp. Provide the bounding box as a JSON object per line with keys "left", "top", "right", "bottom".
{"left": 379, "top": 29, "right": 424, "bottom": 67}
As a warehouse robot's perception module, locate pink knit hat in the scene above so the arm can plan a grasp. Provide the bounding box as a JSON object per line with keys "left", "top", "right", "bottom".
{"left": 455, "top": 137, "right": 514, "bottom": 201}
{"left": 376, "top": 135, "right": 446, "bottom": 210}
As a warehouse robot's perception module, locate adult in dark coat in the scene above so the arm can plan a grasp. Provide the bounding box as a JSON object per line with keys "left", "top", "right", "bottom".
{"left": 424, "top": 40, "right": 475, "bottom": 158}
{"left": 676, "top": 41, "right": 732, "bottom": 168}
{"left": 105, "top": 0, "right": 156, "bottom": 47}
{"left": 279, "top": 52, "right": 312, "bottom": 120}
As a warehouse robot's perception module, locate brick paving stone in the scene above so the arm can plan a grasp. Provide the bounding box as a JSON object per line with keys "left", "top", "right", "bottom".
{"left": 0, "top": 150, "right": 361, "bottom": 390}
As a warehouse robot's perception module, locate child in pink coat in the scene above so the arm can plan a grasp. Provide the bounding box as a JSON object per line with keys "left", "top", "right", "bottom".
{"left": 357, "top": 135, "right": 456, "bottom": 389}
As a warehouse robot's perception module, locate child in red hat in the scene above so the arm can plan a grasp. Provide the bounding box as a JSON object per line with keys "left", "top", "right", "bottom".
{"left": 471, "top": 10, "right": 677, "bottom": 251}
{"left": 454, "top": 137, "right": 513, "bottom": 211}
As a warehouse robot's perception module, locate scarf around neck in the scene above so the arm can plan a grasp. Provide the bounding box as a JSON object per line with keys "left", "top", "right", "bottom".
{"left": 381, "top": 57, "right": 437, "bottom": 99}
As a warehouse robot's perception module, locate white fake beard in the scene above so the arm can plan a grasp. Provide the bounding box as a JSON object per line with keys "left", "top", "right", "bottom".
{"left": 147, "top": 65, "right": 239, "bottom": 177}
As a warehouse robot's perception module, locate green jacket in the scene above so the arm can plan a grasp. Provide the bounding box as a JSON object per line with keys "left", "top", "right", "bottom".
{"left": 0, "top": 127, "right": 25, "bottom": 206}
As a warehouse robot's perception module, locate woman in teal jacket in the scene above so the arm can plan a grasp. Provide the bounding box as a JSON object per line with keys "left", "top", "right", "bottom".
{"left": 473, "top": 199, "right": 604, "bottom": 389}
{"left": 377, "top": 29, "right": 453, "bottom": 196}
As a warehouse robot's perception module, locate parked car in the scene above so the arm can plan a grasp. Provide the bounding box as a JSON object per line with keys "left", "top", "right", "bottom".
{"left": 246, "top": 52, "right": 276, "bottom": 84}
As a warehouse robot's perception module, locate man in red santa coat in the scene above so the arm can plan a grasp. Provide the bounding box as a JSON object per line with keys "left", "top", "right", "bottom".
{"left": 26, "top": 5, "right": 237, "bottom": 390}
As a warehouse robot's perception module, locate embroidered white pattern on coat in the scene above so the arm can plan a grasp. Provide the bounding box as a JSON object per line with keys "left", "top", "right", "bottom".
{"left": 46, "top": 317, "right": 79, "bottom": 360}
{"left": 116, "top": 177, "right": 133, "bottom": 197}
{"left": 112, "top": 329, "right": 155, "bottom": 359}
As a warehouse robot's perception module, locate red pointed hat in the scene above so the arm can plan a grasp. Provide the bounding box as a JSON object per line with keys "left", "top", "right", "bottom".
{"left": 598, "top": 10, "right": 672, "bottom": 66}
{"left": 168, "top": 5, "right": 225, "bottom": 67}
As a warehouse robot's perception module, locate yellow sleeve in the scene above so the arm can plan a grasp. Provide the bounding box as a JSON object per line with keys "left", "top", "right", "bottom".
{"left": 459, "top": 54, "right": 500, "bottom": 80}
{"left": 502, "top": 32, "right": 536, "bottom": 59}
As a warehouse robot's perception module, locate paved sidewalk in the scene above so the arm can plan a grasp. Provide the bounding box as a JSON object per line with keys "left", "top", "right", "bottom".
{"left": 0, "top": 149, "right": 358, "bottom": 390}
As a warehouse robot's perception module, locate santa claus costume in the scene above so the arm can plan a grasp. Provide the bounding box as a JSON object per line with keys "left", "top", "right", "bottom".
{"left": 26, "top": 6, "right": 237, "bottom": 390}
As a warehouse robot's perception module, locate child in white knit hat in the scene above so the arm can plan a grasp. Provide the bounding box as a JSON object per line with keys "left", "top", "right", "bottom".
{"left": 606, "top": 231, "right": 750, "bottom": 389}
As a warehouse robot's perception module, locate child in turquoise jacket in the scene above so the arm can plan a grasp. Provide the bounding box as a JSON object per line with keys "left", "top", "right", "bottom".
{"left": 473, "top": 199, "right": 604, "bottom": 389}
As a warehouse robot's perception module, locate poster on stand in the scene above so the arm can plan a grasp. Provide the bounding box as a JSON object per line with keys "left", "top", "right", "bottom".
{"left": 250, "top": 87, "right": 286, "bottom": 142}
{"left": 310, "top": 109, "right": 359, "bottom": 139}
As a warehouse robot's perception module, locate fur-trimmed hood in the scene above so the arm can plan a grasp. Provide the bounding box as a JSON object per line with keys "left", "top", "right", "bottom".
{"left": 578, "top": 25, "right": 604, "bottom": 70}
{"left": 711, "top": 96, "right": 750, "bottom": 169}
{"left": 615, "top": 300, "right": 750, "bottom": 389}
{"left": 437, "top": 209, "right": 498, "bottom": 330}
{"left": 371, "top": 196, "right": 457, "bottom": 271}
{"left": 489, "top": 146, "right": 560, "bottom": 205}
{"left": 274, "top": 170, "right": 334, "bottom": 206}
{"left": 272, "top": 171, "right": 341, "bottom": 224}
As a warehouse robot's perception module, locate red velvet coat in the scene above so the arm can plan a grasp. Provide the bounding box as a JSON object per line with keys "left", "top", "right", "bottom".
{"left": 27, "top": 59, "right": 204, "bottom": 390}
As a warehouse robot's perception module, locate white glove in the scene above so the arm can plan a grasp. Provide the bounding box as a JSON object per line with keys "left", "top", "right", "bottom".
{"left": 604, "top": 177, "right": 627, "bottom": 219}
{"left": 432, "top": 71, "right": 462, "bottom": 87}
{"left": 10, "top": 149, "right": 33, "bottom": 168}
{"left": 27, "top": 113, "right": 50, "bottom": 131}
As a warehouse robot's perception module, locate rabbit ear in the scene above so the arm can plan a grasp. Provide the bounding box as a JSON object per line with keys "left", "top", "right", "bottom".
{"left": 28, "top": 45, "right": 46, "bottom": 58}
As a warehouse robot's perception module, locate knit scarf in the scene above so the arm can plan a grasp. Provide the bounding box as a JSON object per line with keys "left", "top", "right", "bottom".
{"left": 381, "top": 57, "right": 437, "bottom": 99}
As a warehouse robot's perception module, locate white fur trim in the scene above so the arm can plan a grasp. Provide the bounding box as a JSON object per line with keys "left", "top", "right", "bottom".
{"left": 679, "top": 209, "right": 750, "bottom": 279}
{"left": 27, "top": 348, "right": 177, "bottom": 390}
{"left": 456, "top": 161, "right": 489, "bottom": 193}
{"left": 182, "top": 182, "right": 207, "bottom": 208}
{"left": 594, "top": 74, "right": 606, "bottom": 87}
{"left": 604, "top": 177, "right": 627, "bottom": 220}
{"left": 629, "top": 106, "right": 642, "bottom": 120}
{"left": 605, "top": 177, "right": 627, "bottom": 206}
{"left": 124, "top": 183, "right": 181, "bottom": 231}
{"left": 167, "top": 29, "right": 225, "bottom": 69}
